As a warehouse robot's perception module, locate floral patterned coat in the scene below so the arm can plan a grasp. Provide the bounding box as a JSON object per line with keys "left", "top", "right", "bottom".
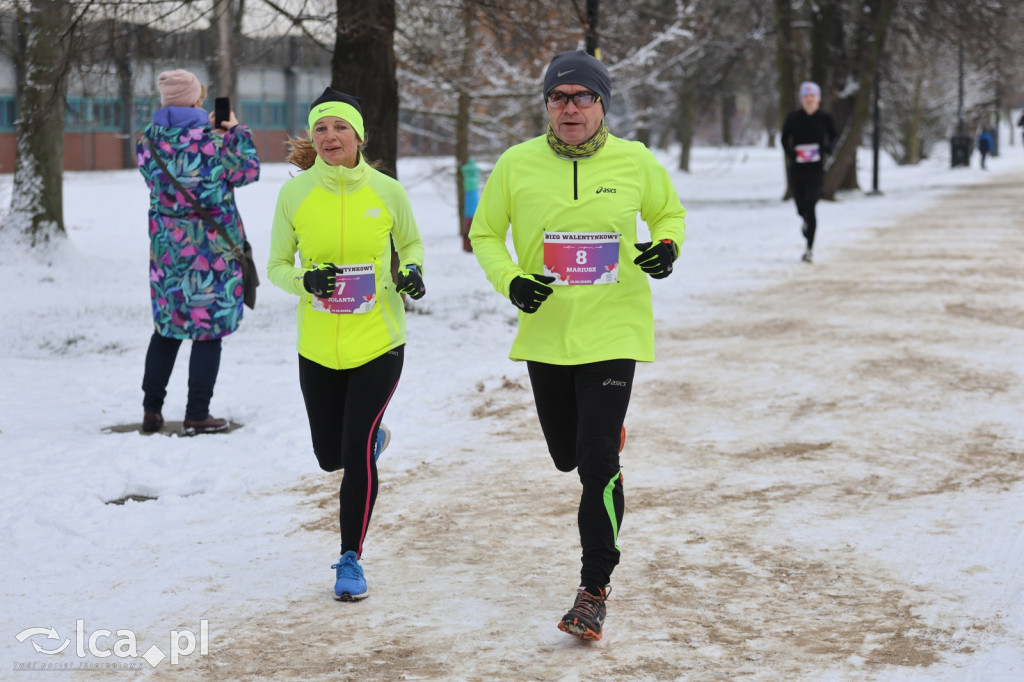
{"left": 137, "top": 107, "right": 260, "bottom": 340}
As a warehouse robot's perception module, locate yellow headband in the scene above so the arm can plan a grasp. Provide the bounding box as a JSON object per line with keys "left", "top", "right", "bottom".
{"left": 308, "top": 102, "right": 364, "bottom": 141}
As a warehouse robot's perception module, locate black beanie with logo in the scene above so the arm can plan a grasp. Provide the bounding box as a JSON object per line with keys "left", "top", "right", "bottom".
{"left": 542, "top": 50, "right": 611, "bottom": 111}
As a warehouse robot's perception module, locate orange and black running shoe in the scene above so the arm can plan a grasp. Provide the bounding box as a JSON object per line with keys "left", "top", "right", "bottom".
{"left": 557, "top": 586, "right": 610, "bottom": 641}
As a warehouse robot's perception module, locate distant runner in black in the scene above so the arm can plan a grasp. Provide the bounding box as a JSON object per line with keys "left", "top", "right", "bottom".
{"left": 781, "top": 81, "right": 838, "bottom": 264}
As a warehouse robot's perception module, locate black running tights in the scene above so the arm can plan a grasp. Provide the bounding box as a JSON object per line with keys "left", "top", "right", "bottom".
{"left": 527, "top": 359, "right": 635, "bottom": 590}
{"left": 298, "top": 347, "right": 403, "bottom": 558}
{"left": 790, "top": 170, "right": 823, "bottom": 249}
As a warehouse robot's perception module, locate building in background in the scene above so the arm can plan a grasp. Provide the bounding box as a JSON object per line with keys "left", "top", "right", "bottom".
{"left": 0, "top": 19, "right": 332, "bottom": 173}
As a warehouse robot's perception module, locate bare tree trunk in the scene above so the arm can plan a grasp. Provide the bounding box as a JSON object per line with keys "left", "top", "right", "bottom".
{"left": 823, "top": 0, "right": 898, "bottom": 199}
{"left": 116, "top": 23, "right": 135, "bottom": 169}
{"left": 635, "top": 122, "right": 651, "bottom": 147}
{"left": 905, "top": 72, "right": 923, "bottom": 164}
{"left": 4, "top": 0, "right": 72, "bottom": 247}
{"left": 213, "top": 0, "right": 237, "bottom": 102}
{"left": 809, "top": 1, "right": 839, "bottom": 103}
{"left": 720, "top": 93, "right": 735, "bottom": 145}
{"left": 676, "top": 86, "right": 694, "bottom": 172}
{"left": 332, "top": 0, "right": 398, "bottom": 177}
{"left": 636, "top": 89, "right": 654, "bottom": 147}
{"left": 773, "top": 0, "right": 797, "bottom": 132}
{"left": 773, "top": 0, "right": 796, "bottom": 196}
{"left": 455, "top": 0, "right": 474, "bottom": 243}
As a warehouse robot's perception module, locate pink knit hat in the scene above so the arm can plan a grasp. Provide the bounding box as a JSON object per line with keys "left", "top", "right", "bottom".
{"left": 157, "top": 69, "right": 203, "bottom": 107}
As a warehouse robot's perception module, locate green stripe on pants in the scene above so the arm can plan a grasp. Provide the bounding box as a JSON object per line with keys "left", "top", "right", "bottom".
{"left": 602, "top": 470, "right": 622, "bottom": 551}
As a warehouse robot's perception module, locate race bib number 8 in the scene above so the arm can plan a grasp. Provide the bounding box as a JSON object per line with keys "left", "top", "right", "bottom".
{"left": 311, "top": 263, "right": 376, "bottom": 314}
{"left": 543, "top": 232, "right": 620, "bottom": 285}
{"left": 795, "top": 143, "right": 821, "bottom": 163}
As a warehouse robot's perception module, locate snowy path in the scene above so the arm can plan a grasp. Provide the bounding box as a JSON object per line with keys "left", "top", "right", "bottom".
{"left": 3, "top": 156, "right": 1022, "bottom": 681}
{"left": 138, "top": 171, "right": 1024, "bottom": 680}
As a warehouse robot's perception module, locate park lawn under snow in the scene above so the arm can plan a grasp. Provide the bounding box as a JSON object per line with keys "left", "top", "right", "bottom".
{"left": 1, "top": 136, "right": 1022, "bottom": 679}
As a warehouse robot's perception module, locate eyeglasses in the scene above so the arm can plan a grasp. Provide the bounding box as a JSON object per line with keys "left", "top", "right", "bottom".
{"left": 545, "top": 90, "right": 601, "bottom": 109}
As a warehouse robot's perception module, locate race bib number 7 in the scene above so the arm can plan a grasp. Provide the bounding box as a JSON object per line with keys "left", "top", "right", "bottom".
{"left": 311, "top": 263, "right": 376, "bottom": 314}
{"left": 543, "top": 232, "right": 620, "bottom": 285}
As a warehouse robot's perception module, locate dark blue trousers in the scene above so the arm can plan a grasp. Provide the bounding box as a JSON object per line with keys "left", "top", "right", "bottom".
{"left": 142, "top": 332, "right": 222, "bottom": 421}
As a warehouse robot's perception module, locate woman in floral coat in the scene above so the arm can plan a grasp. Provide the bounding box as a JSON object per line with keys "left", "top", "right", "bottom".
{"left": 136, "top": 69, "right": 260, "bottom": 435}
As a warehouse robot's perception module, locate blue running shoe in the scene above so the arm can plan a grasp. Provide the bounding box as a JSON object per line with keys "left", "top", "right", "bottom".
{"left": 373, "top": 424, "right": 391, "bottom": 462}
{"left": 331, "top": 551, "right": 368, "bottom": 601}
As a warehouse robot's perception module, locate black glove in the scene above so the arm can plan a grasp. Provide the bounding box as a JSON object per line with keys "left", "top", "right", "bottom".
{"left": 509, "top": 274, "right": 556, "bottom": 314}
{"left": 303, "top": 263, "right": 337, "bottom": 297}
{"left": 633, "top": 241, "right": 676, "bottom": 279}
{"left": 396, "top": 264, "right": 425, "bottom": 300}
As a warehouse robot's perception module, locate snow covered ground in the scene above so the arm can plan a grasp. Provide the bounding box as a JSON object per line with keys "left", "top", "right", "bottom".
{"left": 1, "top": 136, "right": 1023, "bottom": 680}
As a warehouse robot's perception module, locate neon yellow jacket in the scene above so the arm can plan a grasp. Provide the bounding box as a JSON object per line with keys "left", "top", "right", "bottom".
{"left": 268, "top": 155, "right": 424, "bottom": 369}
{"left": 469, "top": 134, "right": 685, "bottom": 364}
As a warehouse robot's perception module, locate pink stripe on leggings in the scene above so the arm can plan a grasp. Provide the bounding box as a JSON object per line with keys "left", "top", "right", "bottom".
{"left": 357, "top": 382, "right": 398, "bottom": 557}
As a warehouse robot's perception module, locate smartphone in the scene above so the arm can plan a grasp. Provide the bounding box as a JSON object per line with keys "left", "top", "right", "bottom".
{"left": 214, "top": 97, "right": 231, "bottom": 129}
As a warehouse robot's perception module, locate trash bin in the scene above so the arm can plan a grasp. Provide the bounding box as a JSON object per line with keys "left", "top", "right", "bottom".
{"left": 950, "top": 135, "right": 972, "bottom": 168}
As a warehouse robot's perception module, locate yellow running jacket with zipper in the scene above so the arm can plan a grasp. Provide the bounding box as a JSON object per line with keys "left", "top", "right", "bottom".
{"left": 268, "top": 154, "right": 424, "bottom": 370}
{"left": 469, "top": 133, "right": 685, "bottom": 364}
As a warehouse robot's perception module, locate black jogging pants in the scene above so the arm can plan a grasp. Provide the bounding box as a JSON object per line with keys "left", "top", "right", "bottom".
{"left": 527, "top": 358, "right": 635, "bottom": 590}
{"left": 298, "top": 346, "right": 403, "bottom": 558}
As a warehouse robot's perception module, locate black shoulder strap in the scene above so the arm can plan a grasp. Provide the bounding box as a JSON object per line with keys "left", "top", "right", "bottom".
{"left": 145, "top": 138, "right": 243, "bottom": 258}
